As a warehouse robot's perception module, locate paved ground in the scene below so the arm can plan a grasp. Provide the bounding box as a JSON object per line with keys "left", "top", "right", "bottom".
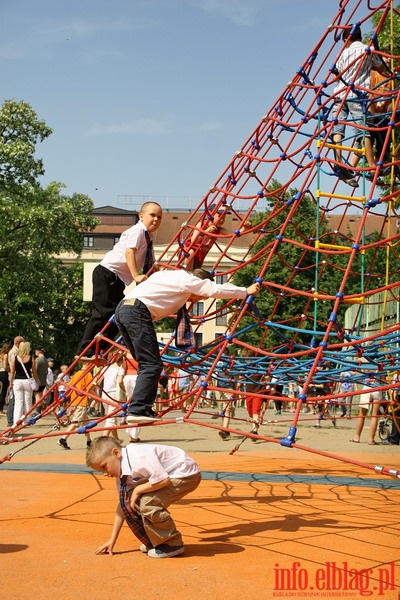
{"left": 1, "top": 404, "right": 398, "bottom": 456}
{"left": 1, "top": 406, "right": 399, "bottom": 600}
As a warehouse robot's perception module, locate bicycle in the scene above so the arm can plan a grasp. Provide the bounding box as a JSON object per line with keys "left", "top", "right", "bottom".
{"left": 378, "top": 415, "right": 392, "bottom": 441}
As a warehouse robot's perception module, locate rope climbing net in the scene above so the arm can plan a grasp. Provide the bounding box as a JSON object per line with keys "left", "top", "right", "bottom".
{"left": 2, "top": 0, "right": 400, "bottom": 479}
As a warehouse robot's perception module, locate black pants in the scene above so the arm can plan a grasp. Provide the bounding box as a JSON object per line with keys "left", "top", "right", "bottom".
{"left": 77, "top": 265, "right": 125, "bottom": 356}
{"left": 115, "top": 299, "right": 163, "bottom": 414}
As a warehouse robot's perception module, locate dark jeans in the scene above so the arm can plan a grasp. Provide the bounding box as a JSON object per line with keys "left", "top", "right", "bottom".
{"left": 77, "top": 264, "right": 125, "bottom": 356}
{"left": 115, "top": 300, "right": 163, "bottom": 415}
{"left": 7, "top": 389, "right": 14, "bottom": 426}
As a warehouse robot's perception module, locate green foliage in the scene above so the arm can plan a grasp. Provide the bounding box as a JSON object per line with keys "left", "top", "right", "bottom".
{"left": 368, "top": 4, "right": 400, "bottom": 177}
{"left": 0, "top": 100, "right": 52, "bottom": 190}
{"left": 0, "top": 100, "right": 98, "bottom": 364}
{"left": 230, "top": 182, "right": 374, "bottom": 349}
{"left": 370, "top": 4, "right": 400, "bottom": 55}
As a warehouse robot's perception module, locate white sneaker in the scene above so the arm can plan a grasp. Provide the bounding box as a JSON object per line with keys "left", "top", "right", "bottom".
{"left": 126, "top": 414, "right": 160, "bottom": 424}
{"left": 147, "top": 544, "right": 184, "bottom": 558}
{"left": 139, "top": 544, "right": 150, "bottom": 553}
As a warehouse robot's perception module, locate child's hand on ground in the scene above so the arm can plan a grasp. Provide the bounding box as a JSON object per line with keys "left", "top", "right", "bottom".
{"left": 94, "top": 540, "right": 115, "bottom": 555}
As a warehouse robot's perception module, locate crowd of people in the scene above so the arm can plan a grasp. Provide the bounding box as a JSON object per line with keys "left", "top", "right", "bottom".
{"left": 0, "top": 337, "right": 55, "bottom": 429}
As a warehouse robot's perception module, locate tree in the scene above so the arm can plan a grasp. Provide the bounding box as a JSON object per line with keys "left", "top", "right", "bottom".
{"left": 0, "top": 100, "right": 52, "bottom": 190}
{"left": 370, "top": 3, "right": 400, "bottom": 56}
{"left": 230, "top": 181, "right": 363, "bottom": 350}
{"left": 0, "top": 100, "right": 98, "bottom": 363}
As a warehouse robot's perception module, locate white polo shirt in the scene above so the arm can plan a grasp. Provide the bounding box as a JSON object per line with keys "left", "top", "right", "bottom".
{"left": 334, "top": 40, "right": 382, "bottom": 98}
{"left": 100, "top": 221, "right": 151, "bottom": 286}
{"left": 120, "top": 443, "right": 200, "bottom": 488}
{"left": 124, "top": 269, "right": 248, "bottom": 321}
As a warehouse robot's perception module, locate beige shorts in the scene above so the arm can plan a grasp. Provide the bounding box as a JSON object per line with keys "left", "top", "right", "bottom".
{"left": 71, "top": 405, "right": 88, "bottom": 423}
{"left": 215, "top": 389, "right": 230, "bottom": 402}
{"left": 359, "top": 388, "right": 382, "bottom": 408}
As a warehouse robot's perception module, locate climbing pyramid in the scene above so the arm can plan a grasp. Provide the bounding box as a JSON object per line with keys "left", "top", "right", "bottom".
{"left": 2, "top": 0, "right": 399, "bottom": 477}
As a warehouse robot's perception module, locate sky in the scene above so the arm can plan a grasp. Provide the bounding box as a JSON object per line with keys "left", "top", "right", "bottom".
{"left": 2, "top": 0, "right": 343, "bottom": 210}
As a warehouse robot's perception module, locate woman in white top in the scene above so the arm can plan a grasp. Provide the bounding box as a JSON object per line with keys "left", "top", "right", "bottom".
{"left": 9, "top": 341, "right": 38, "bottom": 426}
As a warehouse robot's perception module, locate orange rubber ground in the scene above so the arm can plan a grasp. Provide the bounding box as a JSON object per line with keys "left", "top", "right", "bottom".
{"left": 2, "top": 442, "right": 399, "bottom": 600}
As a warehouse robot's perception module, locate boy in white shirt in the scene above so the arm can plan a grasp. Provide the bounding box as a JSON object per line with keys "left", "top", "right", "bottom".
{"left": 114, "top": 268, "right": 261, "bottom": 423}
{"left": 86, "top": 436, "right": 201, "bottom": 558}
{"left": 77, "top": 202, "right": 163, "bottom": 358}
{"left": 332, "top": 24, "right": 386, "bottom": 185}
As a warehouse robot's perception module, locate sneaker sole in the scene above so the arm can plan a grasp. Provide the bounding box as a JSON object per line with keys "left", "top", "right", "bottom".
{"left": 147, "top": 546, "right": 184, "bottom": 558}
{"left": 126, "top": 415, "right": 160, "bottom": 423}
{"left": 343, "top": 178, "right": 359, "bottom": 188}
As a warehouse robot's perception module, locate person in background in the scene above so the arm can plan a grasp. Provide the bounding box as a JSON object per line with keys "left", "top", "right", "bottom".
{"left": 350, "top": 376, "right": 384, "bottom": 445}
{"left": 56, "top": 364, "right": 71, "bottom": 408}
{"left": 57, "top": 366, "right": 95, "bottom": 450}
{"left": 0, "top": 343, "right": 11, "bottom": 415}
{"left": 118, "top": 354, "right": 141, "bottom": 443}
{"left": 44, "top": 357, "right": 55, "bottom": 408}
{"left": 332, "top": 24, "right": 387, "bottom": 186}
{"left": 183, "top": 204, "right": 251, "bottom": 270}
{"left": 7, "top": 336, "right": 25, "bottom": 426}
{"left": 100, "top": 356, "right": 125, "bottom": 443}
{"left": 34, "top": 347, "right": 48, "bottom": 411}
{"left": 9, "top": 341, "right": 38, "bottom": 426}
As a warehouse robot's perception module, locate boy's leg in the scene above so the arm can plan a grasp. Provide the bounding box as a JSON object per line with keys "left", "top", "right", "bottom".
{"left": 139, "top": 473, "right": 201, "bottom": 548}
{"left": 115, "top": 301, "right": 163, "bottom": 415}
{"left": 77, "top": 265, "right": 124, "bottom": 356}
{"left": 122, "top": 482, "right": 153, "bottom": 547}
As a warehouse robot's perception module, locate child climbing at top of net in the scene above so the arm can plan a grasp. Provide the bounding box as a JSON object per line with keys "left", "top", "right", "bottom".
{"left": 182, "top": 203, "right": 252, "bottom": 270}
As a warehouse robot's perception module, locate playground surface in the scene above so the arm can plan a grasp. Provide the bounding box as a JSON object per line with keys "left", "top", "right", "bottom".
{"left": 1, "top": 410, "right": 399, "bottom": 600}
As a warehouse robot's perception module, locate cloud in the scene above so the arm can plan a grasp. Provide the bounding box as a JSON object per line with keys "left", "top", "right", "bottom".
{"left": 199, "top": 121, "right": 225, "bottom": 131}
{"left": 38, "top": 14, "right": 161, "bottom": 39}
{"left": 87, "top": 116, "right": 226, "bottom": 137}
{"left": 0, "top": 9, "right": 161, "bottom": 62}
{"left": 188, "top": 0, "right": 264, "bottom": 27}
{"left": 87, "top": 118, "right": 168, "bottom": 136}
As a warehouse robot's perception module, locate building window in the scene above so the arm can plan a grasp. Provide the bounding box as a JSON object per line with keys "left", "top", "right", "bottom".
{"left": 114, "top": 236, "right": 120, "bottom": 244}
{"left": 192, "top": 302, "right": 204, "bottom": 317}
{"left": 216, "top": 311, "right": 228, "bottom": 326}
{"left": 83, "top": 236, "right": 94, "bottom": 248}
{"left": 194, "top": 332, "right": 203, "bottom": 347}
{"left": 216, "top": 274, "right": 228, "bottom": 285}
{"left": 216, "top": 300, "right": 228, "bottom": 326}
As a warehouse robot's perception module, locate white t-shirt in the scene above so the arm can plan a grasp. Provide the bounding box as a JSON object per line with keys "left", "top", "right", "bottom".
{"left": 334, "top": 40, "right": 382, "bottom": 98}
{"left": 124, "top": 269, "right": 247, "bottom": 321}
{"left": 101, "top": 363, "right": 120, "bottom": 398}
{"left": 100, "top": 221, "right": 151, "bottom": 286}
{"left": 120, "top": 443, "right": 200, "bottom": 488}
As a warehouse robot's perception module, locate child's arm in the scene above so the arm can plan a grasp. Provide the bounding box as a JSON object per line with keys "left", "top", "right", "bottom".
{"left": 129, "top": 477, "right": 171, "bottom": 509}
{"left": 219, "top": 220, "right": 252, "bottom": 235}
{"left": 125, "top": 247, "right": 147, "bottom": 284}
{"left": 94, "top": 504, "right": 125, "bottom": 555}
{"left": 239, "top": 220, "right": 252, "bottom": 233}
